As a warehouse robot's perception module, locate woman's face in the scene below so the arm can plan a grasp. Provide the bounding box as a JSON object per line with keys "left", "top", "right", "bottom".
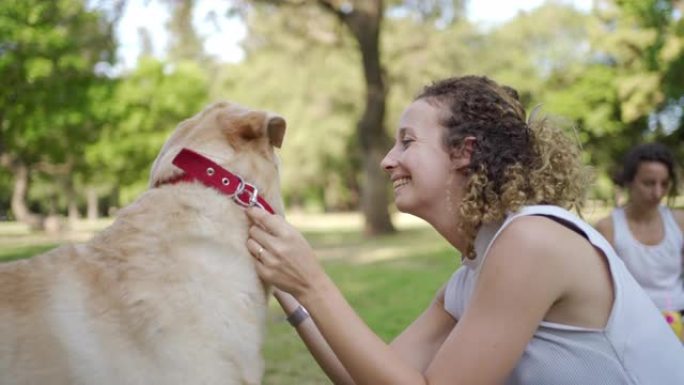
{"left": 627, "top": 161, "right": 671, "bottom": 207}
{"left": 381, "top": 99, "right": 460, "bottom": 219}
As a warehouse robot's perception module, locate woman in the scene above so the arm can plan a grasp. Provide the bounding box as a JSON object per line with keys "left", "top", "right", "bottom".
{"left": 246, "top": 76, "right": 684, "bottom": 384}
{"left": 595, "top": 143, "right": 684, "bottom": 315}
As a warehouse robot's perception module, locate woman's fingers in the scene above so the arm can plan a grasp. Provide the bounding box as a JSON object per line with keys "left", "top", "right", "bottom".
{"left": 246, "top": 207, "right": 285, "bottom": 236}
{"left": 246, "top": 238, "right": 266, "bottom": 262}
{"left": 245, "top": 207, "right": 325, "bottom": 296}
{"left": 248, "top": 223, "right": 277, "bottom": 250}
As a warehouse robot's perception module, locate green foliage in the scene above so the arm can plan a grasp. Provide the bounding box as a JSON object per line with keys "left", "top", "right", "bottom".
{"left": 86, "top": 57, "right": 210, "bottom": 204}
{"left": 592, "top": 0, "right": 682, "bottom": 123}
{"left": 0, "top": 0, "right": 116, "bottom": 164}
{"left": 0, "top": 0, "right": 118, "bottom": 219}
{"left": 540, "top": 0, "right": 684, "bottom": 189}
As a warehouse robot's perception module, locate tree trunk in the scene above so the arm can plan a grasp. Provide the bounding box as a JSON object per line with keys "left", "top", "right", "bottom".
{"left": 330, "top": 0, "right": 394, "bottom": 235}
{"left": 87, "top": 187, "right": 99, "bottom": 221}
{"left": 10, "top": 161, "right": 43, "bottom": 230}
{"left": 66, "top": 179, "right": 81, "bottom": 223}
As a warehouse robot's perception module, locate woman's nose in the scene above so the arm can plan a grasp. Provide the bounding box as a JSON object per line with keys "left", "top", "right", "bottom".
{"left": 381, "top": 147, "right": 396, "bottom": 172}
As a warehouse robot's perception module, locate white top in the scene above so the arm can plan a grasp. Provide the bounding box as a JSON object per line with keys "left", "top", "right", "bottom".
{"left": 611, "top": 206, "right": 684, "bottom": 311}
{"left": 444, "top": 205, "right": 684, "bottom": 385}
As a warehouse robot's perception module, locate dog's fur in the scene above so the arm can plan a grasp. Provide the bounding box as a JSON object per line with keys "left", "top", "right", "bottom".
{"left": 0, "top": 101, "right": 286, "bottom": 385}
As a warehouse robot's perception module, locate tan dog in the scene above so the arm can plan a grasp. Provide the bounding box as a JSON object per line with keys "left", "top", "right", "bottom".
{"left": 0, "top": 101, "right": 286, "bottom": 385}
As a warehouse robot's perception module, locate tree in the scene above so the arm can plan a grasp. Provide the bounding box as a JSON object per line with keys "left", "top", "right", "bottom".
{"left": 231, "top": 0, "right": 394, "bottom": 235}
{"left": 216, "top": 17, "right": 364, "bottom": 212}
{"left": 542, "top": 0, "right": 684, "bottom": 190}
{"left": 162, "top": 0, "right": 208, "bottom": 64}
{"left": 0, "top": 0, "right": 119, "bottom": 227}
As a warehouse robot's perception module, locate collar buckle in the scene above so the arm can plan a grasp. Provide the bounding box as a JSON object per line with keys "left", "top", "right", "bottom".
{"left": 234, "top": 182, "right": 260, "bottom": 209}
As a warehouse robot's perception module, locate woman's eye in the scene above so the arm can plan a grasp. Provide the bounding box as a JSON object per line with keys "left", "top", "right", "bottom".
{"left": 401, "top": 138, "right": 413, "bottom": 148}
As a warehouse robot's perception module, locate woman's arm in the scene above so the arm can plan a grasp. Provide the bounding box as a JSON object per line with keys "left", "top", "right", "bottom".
{"left": 594, "top": 216, "right": 615, "bottom": 246}
{"left": 271, "top": 289, "right": 355, "bottom": 385}
{"left": 246, "top": 209, "right": 565, "bottom": 385}
{"left": 274, "top": 284, "right": 456, "bottom": 383}
{"left": 672, "top": 208, "right": 684, "bottom": 234}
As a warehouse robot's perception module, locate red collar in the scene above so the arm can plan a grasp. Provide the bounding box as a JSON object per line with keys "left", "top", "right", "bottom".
{"left": 155, "top": 148, "right": 276, "bottom": 214}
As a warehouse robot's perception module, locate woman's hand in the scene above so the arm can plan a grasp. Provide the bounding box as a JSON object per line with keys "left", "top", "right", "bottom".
{"left": 245, "top": 207, "right": 328, "bottom": 298}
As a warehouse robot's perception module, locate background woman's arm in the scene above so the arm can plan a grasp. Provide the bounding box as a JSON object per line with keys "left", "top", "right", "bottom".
{"left": 595, "top": 216, "right": 615, "bottom": 246}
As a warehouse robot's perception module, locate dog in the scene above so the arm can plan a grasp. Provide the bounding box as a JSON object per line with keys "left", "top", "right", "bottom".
{"left": 0, "top": 101, "right": 286, "bottom": 385}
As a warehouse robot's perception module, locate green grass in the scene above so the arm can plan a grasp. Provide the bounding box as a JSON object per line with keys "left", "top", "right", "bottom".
{"left": 0, "top": 214, "right": 456, "bottom": 384}
{"left": 0, "top": 244, "right": 58, "bottom": 262}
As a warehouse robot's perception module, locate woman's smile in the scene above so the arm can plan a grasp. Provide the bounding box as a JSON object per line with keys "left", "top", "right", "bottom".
{"left": 393, "top": 177, "right": 411, "bottom": 190}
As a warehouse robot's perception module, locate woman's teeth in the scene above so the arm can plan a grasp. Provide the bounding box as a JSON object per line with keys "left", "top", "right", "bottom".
{"left": 393, "top": 177, "right": 410, "bottom": 188}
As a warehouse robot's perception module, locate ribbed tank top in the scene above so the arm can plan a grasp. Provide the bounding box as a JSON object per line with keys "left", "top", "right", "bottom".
{"left": 444, "top": 205, "right": 684, "bottom": 385}
{"left": 611, "top": 206, "right": 684, "bottom": 311}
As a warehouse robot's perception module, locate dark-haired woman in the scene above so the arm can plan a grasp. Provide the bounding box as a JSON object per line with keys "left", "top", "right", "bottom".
{"left": 246, "top": 76, "right": 684, "bottom": 384}
{"left": 596, "top": 143, "right": 684, "bottom": 318}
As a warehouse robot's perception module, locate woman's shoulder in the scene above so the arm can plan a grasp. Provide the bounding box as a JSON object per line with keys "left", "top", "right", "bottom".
{"left": 482, "top": 214, "right": 586, "bottom": 297}
{"left": 493, "top": 211, "right": 588, "bottom": 260}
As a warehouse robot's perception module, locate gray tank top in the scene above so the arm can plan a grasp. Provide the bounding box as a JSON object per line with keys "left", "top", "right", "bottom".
{"left": 611, "top": 206, "right": 684, "bottom": 311}
{"left": 444, "top": 205, "right": 684, "bottom": 385}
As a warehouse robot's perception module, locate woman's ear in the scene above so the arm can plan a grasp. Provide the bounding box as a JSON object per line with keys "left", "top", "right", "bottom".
{"left": 450, "top": 136, "right": 476, "bottom": 171}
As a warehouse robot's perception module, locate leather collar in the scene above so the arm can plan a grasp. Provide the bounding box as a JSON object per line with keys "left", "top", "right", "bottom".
{"left": 155, "top": 148, "right": 276, "bottom": 214}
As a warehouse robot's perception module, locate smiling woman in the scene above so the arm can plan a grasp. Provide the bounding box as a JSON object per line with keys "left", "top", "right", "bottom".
{"left": 245, "top": 75, "right": 684, "bottom": 385}
{"left": 381, "top": 101, "right": 456, "bottom": 225}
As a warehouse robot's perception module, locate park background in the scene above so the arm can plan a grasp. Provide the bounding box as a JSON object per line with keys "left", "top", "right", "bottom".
{"left": 1, "top": 0, "right": 683, "bottom": 383}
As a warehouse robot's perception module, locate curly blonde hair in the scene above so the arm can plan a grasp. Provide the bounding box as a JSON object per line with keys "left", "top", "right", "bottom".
{"left": 417, "top": 76, "right": 591, "bottom": 259}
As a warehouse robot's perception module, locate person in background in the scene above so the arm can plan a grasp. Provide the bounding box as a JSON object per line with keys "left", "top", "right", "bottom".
{"left": 246, "top": 76, "right": 684, "bottom": 384}
{"left": 595, "top": 143, "right": 684, "bottom": 336}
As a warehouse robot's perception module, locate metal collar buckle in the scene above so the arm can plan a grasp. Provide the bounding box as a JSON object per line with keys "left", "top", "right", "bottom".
{"left": 234, "top": 181, "right": 259, "bottom": 208}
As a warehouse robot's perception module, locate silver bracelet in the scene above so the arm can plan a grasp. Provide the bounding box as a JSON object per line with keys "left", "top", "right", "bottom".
{"left": 286, "top": 305, "right": 310, "bottom": 327}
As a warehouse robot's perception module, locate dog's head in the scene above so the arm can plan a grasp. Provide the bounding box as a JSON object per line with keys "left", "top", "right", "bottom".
{"left": 149, "top": 101, "right": 286, "bottom": 214}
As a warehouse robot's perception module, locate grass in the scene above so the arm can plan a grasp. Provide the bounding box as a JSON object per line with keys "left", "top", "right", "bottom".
{"left": 0, "top": 213, "right": 455, "bottom": 384}
{"left": 0, "top": 244, "right": 59, "bottom": 262}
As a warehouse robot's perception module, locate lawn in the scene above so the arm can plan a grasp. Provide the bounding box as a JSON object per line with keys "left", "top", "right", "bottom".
{"left": 0, "top": 213, "right": 456, "bottom": 384}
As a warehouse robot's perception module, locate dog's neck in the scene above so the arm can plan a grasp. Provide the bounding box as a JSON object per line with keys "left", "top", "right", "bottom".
{"left": 154, "top": 148, "right": 276, "bottom": 215}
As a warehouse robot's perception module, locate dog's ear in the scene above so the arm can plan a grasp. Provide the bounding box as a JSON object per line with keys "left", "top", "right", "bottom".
{"left": 267, "top": 115, "right": 286, "bottom": 148}
{"left": 229, "top": 111, "right": 286, "bottom": 148}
